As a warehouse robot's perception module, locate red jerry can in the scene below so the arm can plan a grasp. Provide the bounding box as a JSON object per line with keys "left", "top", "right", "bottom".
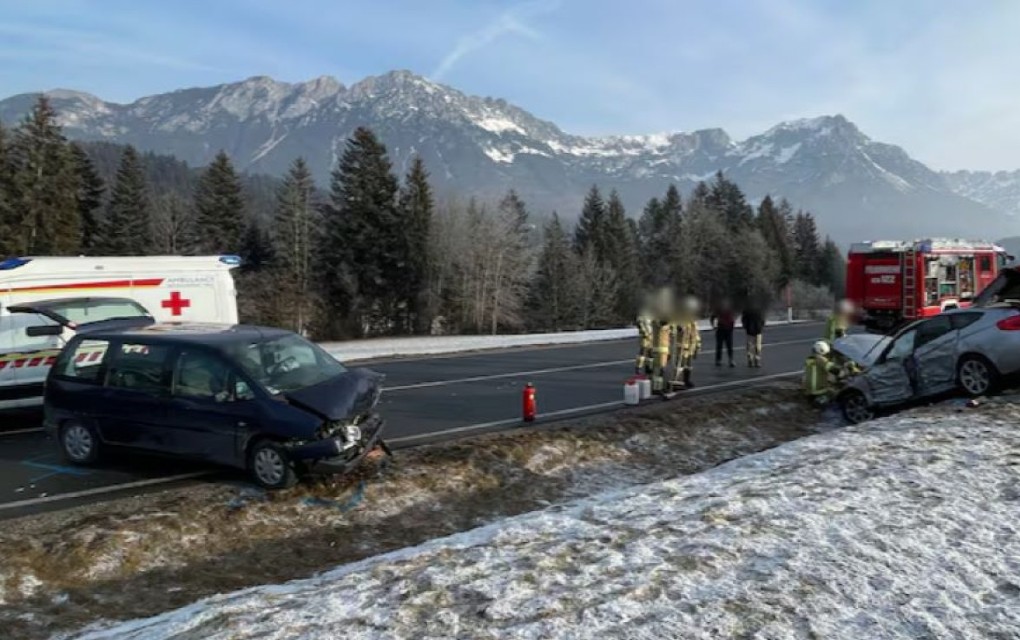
{"left": 522, "top": 382, "right": 537, "bottom": 422}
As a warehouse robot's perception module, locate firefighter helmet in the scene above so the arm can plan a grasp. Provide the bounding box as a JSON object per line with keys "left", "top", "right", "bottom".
{"left": 813, "top": 340, "right": 831, "bottom": 355}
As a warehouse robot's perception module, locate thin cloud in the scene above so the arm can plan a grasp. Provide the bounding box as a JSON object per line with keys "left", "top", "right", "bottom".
{"left": 432, "top": 0, "right": 559, "bottom": 80}
{"left": 0, "top": 22, "right": 223, "bottom": 74}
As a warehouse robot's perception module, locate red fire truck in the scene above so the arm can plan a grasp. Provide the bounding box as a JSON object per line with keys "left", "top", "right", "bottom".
{"left": 846, "top": 238, "right": 1010, "bottom": 331}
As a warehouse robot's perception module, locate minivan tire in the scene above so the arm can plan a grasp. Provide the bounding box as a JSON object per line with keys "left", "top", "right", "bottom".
{"left": 248, "top": 440, "right": 298, "bottom": 490}
{"left": 957, "top": 355, "right": 997, "bottom": 397}
{"left": 60, "top": 420, "right": 102, "bottom": 465}
{"left": 840, "top": 390, "right": 875, "bottom": 425}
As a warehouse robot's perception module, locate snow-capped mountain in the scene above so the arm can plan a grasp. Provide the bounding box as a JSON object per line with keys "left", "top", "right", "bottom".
{"left": 942, "top": 170, "right": 1020, "bottom": 217}
{"left": 0, "top": 71, "right": 1011, "bottom": 243}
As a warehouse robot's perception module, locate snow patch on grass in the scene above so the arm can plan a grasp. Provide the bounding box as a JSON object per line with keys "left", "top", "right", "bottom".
{"left": 69, "top": 408, "right": 1020, "bottom": 640}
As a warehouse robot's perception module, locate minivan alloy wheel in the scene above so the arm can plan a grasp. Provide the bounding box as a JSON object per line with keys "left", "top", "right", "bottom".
{"left": 253, "top": 448, "right": 286, "bottom": 486}
{"left": 958, "top": 358, "right": 992, "bottom": 396}
{"left": 63, "top": 424, "right": 94, "bottom": 462}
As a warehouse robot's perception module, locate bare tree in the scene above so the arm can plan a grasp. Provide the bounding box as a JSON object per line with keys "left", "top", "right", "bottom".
{"left": 151, "top": 192, "right": 195, "bottom": 254}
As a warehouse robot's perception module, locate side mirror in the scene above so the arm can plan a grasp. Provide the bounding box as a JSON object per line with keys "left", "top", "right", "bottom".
{"left": 26, "top": 324, "right": 62, "bottom": 337}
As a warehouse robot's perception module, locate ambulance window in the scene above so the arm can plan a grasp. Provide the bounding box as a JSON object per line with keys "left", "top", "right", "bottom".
{"left": 10, "top": 314, "right": 60, "bottom": 352}
{"left": 60, "top": 339, "right": 111, "bottom": 383}
{"left": 980, "top": 256, "right": 992, "bottom": 272}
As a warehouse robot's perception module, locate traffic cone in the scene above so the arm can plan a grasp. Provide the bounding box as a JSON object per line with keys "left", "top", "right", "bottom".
{"left": 522, "top": 382, "right": 537, "bottom": 422}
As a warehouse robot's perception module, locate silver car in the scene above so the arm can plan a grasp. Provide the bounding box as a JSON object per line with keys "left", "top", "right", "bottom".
{"left": 835, "top": 304, "right": 1020, "bottom": 424}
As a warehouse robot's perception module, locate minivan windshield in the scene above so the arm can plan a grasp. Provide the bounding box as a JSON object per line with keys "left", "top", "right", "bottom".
{"left": 225, "top": 334, "right": 346, "bottom": 394}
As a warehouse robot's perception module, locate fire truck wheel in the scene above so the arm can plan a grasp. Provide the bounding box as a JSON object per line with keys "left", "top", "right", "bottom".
{"left": 957, "top": 356, "right": 997, "bottom": 397}
{"left": 840, "top": 390, "right": 875, "bottom": 425}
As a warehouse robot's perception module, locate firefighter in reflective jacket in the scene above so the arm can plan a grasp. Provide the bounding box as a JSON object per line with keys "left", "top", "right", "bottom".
{"left": 825, "top": 300, "right": 854, "bottom": 343}
{"left": 803, "top": 340, "right": 843, "bottom": 404}
{"left": 649, "top": 318, "right": 675, "bottom": 393}
{"left": 673, "top": 296, "right": 702, "bottom": 388}
{"left": 635, "top": 312, "right": 654, "bottom": 375}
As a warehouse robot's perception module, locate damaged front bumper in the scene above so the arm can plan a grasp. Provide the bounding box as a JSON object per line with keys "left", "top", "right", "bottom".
{"left": 287, "top": 415, "right": 387, "bottom": 475}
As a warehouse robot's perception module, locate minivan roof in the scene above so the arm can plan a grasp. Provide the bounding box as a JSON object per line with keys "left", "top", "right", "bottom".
{"left": 79, "top": 323, "right": 293, "bottom": 345}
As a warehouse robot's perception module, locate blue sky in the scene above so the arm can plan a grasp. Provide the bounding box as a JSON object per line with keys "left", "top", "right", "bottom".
{"left": 0, "top": 0, "right": 1016, "bottom": 170}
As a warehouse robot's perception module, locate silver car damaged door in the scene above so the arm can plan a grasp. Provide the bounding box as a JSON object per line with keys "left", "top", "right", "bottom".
{"left": 912, "top": 316, "right": 958, "bottom": 394}
{"left": 867, "top": 327, "right": 917, "bottom": 405}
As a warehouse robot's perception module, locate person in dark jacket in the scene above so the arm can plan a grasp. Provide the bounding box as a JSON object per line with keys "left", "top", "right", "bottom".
{"left": 710, "top": 299, "right": 736, "bottom": 367}
{"left": 741, "top": 303, "right": 766, "bottom": 367}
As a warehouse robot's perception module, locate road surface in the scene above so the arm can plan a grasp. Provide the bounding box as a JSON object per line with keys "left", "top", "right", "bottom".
{"left": 0, "top": 322, "right": 821, "bottom": 518}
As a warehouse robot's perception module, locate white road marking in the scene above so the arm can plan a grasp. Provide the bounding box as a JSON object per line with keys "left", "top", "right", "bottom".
{"left": 383, "top": 338, "right": 814, "bottom": 392}
{"left": 0, "top": 338, "right": 815, "bottom": 438}
{"left": 387, "top": 370, "right": 801, "bottom": 445}
{"left": 0, "top": 472, "right": 209, "bottom": 513}
{"left": 0, "top": 370, "right": 801, "bottom": 512}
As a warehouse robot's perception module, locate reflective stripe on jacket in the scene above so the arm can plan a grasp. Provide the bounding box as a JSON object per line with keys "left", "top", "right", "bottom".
{"left": 825, "top": 315, "right": 849, "bottom": 342}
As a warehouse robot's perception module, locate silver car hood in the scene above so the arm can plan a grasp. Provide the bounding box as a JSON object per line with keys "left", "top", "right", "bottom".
{"left": 832, "top": 334, "right": 889, "bottom": 368}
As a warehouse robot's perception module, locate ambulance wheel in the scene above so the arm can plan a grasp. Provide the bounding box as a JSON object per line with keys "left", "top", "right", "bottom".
{"left": 247, "top": 440, "right": 298, "bottom": 490}
{"left": 840, "top": 390, "right": 874, "bottom": 425}
{"left": 957, "top": 355, "right": 997, "bottom": 397}
{"left": 60, "top": 420, "right": 102, "bottom": 465}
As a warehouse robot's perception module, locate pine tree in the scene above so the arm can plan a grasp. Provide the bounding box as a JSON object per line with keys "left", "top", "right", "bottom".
{"left": 239, "top": 219, "right": 275, "bottom": 272}
{"left": 97, "top": 146, "right": 152, "bottom": 256}
{"left": 398, "top": 155, "right": 435, "bottom": 334}
{"left": 10, "top": 96, "right": 80, "bottom": 254}
{"left": 605, "top": 189, "right": 640, "bottom": 321}
{"left": 317, "top": 127, "right": 401, "bottom": 338}
{"left": 757, "top": 195, "right": 794, "bottom": 288}
{"left": 574, "top": 184, "right": 608, "bottom": 259}
{"left": 272, "top": 157, "right": 318, "bottom": 333}
{"left": 193, "top": 150, "right": 245, "bottom": 254}
{"left": 792, "top": 211, "right": 822, "bottom": 285}
{"left": 817, "top": 237, "right": 846, "bottom": 296}
{"left": 528, "top": 213, "right": 580, "bottom": 331}
{"left": 69, "top": 142, "right": 105, "bottom": 254}
{"left": 707, "top": 171, "right": 754, "bottom": 230}
{"left": 0, "top": 122, "right": 16, "bottom": 256}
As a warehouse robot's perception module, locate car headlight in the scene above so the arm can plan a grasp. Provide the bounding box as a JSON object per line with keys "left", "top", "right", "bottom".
{"left": 345, "top": 424, "right": 362, "bottom": 443}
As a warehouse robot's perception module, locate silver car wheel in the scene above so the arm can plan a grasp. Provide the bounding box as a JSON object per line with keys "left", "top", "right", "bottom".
{"left": 253, "top": 447, "right": 286, "bottom": 486}
{"left": 959, "top": 359, "right": 991, "bottom": 395}
{"left": 844, "top": 393, "right": 874, "bottom": 424}
{"left": 63, "top": 424, "right": 93, "bottom": 461}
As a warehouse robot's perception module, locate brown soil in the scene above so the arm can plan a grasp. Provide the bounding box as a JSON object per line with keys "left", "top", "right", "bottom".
{"left": 0, "top": 382, "right": 826, "bottom": 639}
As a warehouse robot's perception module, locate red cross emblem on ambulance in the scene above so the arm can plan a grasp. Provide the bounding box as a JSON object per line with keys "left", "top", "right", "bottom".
{"left": 161, "top": 291, "right": 191, "bottom": 316}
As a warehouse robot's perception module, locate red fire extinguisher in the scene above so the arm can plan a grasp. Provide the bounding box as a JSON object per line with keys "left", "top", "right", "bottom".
{"left": 522, "top": 382, "right": 536, "bottom": 422}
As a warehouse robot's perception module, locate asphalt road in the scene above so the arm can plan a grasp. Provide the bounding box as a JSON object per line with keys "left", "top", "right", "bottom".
{"left": 0, "top": 322, "right": 821, "bottom": 518}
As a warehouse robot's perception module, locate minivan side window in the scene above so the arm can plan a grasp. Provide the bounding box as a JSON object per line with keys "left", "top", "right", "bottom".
{"left": 105, "top": 342, "right": 172, "bottom": 396}
{"left": 174, "top": 350, "right": 234, "bottom": 402}
{"left": 59, "top": 339, "right": 111, "bottom": 383}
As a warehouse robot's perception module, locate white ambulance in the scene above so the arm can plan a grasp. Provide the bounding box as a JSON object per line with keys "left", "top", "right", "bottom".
{"left": 0, "top": 255, "right": 240, "bottom": 409}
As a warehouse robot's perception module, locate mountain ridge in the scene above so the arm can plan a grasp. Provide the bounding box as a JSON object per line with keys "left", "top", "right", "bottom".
{"left": 1, "top": 70, "right": 1013, "bottom": 243}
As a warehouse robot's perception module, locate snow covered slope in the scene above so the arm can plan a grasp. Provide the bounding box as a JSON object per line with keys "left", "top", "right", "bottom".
{"left": 69, "top": 408, "right": 1020, "bottom": 639}
{"left": 944, "top": 169, "right": 1020, "bottom": 217}
{"left": 0, "top": 72, "right": 1008, "bottom": 243}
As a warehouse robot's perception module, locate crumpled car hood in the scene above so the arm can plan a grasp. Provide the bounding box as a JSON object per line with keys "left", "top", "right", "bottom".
{"left": 832, "top": 334, "right": 889, "bottom": 368}
{"left": 284, "top": 368, "right": 385, "bottom": 422}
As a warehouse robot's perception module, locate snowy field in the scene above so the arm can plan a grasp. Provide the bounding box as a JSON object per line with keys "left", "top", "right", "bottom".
{"left": 67, "top": 406, "right": 1020, "bottom": 639}
{"left": 322, "top": 318, "right": 802, "bottom": 362}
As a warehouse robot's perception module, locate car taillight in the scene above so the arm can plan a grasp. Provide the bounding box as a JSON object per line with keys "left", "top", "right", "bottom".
{"left": 996, "top": 314, "right": 1020, "bottom": 330}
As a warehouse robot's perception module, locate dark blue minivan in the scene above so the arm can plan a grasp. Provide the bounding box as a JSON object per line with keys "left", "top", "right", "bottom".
{"left": 43, "top": 323, "right": 386, "bottom": 489}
